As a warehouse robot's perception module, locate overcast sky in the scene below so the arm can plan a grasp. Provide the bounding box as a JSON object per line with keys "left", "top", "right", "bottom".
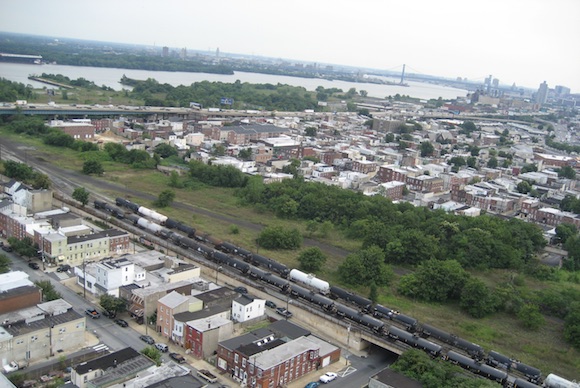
{"left": 1, "top": 0, "right": 579, "bottom": 92}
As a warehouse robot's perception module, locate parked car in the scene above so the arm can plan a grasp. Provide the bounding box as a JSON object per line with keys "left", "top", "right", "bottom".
{"left": 140, "top": 335, "right": 155, "bottom": 345}
{"left": 3, "top": 361, "right": 19, "bottom": 374}
{"left": 114, "top": 319, "right": 128, "bottom": 327}
{"left": 56, "top": 264, "right": 71, "bottom": 272}
{"left": 155, "top": 343, "right": 169, "bottom": 353}
{"left": 169, "top": 352, "right": 186, "bottom": 363}
{"left": 265, "top": 300, "right": 277, "bottom": 309}
{"left": 276, "top": 307, "right": 292, "bottom": 318}
{"left": 2, "top": 245, "right": 12, "bottom": 252}
{"left": 102, "top": 310, "right": 117, "bottom": 319}
{"left": 197, "top": 369, "right": 218, "bottom": 383}
{"left": 233, "top": 286, "right": 248, "bottom": 294}
{"left": 85, "top": 309, "right": 101, "bottom": 319}
{"left": 28, "top": 262, "right": 39, "bottom": 270}
{"left": 319, "top": 372, "right": 337, "bottom": 383}
{"left": 305, "top": 382, "right": 320, "bottom": 388}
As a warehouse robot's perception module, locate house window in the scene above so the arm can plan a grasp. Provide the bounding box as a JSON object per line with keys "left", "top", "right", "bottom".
{"left": 235, "top": 354, "right": 239, "bottom": 363}
{"left": 242, "top": 358, "right": 246, "bottom": 367}
{"left": 59, "top": 328, "right": 66, "bottom": 334}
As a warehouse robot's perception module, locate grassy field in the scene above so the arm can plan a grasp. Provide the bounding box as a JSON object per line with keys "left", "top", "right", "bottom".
{"left": 2, "top": 127, "right": 579, "bottom": 379}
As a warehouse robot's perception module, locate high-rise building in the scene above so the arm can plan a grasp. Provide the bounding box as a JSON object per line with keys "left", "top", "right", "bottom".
{"left": 535, "top": 81, "right": 549, "bottom": 105}
{"left": 162, "top": 46, "right": 169, "bottom": 57}
{"left": 555, "top": 85, "right": 571, "bottom": 96}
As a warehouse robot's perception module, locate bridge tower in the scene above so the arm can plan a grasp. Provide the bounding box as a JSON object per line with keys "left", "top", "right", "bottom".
{"left": 400, "top": 64, "right": 406, "bottom": 85}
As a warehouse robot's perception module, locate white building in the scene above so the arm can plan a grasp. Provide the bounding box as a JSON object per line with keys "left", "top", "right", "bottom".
{"left": 232, "top": 295, "right": 265, "bottom": 323}
{"left": 94, "top": 257, "right": 145, "bottom": 297}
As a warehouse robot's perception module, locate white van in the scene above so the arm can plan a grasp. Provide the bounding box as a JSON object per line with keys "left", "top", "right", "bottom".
{"left": 155, "top": 343, "right": 169, "bottom": 352}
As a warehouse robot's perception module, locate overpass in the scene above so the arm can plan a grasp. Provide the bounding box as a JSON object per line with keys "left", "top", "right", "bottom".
{"left": 0, "top": 104, "right": 333, "bottom": 120}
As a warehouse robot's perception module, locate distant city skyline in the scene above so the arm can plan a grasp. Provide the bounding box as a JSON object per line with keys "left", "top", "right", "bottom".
{"left": 1, "top": 0, "right": 579, "bottom": 93}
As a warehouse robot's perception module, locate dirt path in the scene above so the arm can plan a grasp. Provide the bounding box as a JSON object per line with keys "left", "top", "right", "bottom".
{"left": 1, "top": 136, "right": 353, "bottom": 260}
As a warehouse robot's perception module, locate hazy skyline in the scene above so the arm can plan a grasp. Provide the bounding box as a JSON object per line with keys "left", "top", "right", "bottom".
{"left": 1, "top": 0, "right": 579, "bottom": 93}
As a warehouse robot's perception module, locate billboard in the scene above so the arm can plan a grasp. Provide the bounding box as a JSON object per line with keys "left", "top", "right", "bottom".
{"left": 220, "top": 98, "right": 234, "bottom": 105}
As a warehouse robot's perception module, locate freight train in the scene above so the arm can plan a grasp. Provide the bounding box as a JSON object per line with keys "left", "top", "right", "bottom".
{"left": 99, "top": 197, "right": 578, "bottom": 388}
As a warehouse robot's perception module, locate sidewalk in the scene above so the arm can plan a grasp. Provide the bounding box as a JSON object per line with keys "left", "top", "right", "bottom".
{"left": 59, "top": 271, "right": 350, "bottom": 387}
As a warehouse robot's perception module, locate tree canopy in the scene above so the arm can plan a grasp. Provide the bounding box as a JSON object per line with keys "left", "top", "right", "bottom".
{"left": 72, "top": 187, "right": 90, "bottom": 206}
{"left": 297, "top": 247, "right": 327, "bottom": 272}
{"left": 256, "top": 226, "right": 302, "bottom": 250}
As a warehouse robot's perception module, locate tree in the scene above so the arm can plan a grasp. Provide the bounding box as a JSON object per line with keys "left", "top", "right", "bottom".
{"left": 168, "top": 171, "right": 184, "bottom": 188}
{"left": 32, "top": 173, "right": 51, "bottom": 189}
{"left": 459, "top": 278, "right": 497, "bottom": 318}
{"left": 141, "top": 346, "right": 162, "bottom": 366}
{"left": 420, "top": 141, "right": 435, "bottom": 157}
{"left": 154, "top": 143, "right": 178, "bottom": 158}
{"left": 3, "top": 160, "right": 34, "bottom": 181}
{"left": 0, "top": 254, "right": 10, "bottom": 274}
{"left": 297, "top": 247, "right": 327, "bottom": 272}
{"left": 385, "top": 133, "right": 395, "bottom": 143}
{"left": 555, "top": 223, "right": 577, "bottom": 245}
{"left": 564, "top": 302, "right": 580, "bottom": 349}
{"left": 557, "top": 165, "right": 576, "bottom": 179}
{"left": 369, "top": 282, "right": 378, "bottom": 303}
{"left": 72, "top": 187, "right": 90, "bottom": 206}
{"left": 517, "top": 303, "right": 545, "bottom": 330}
{"left": 35, "top": 280, "right": 62, "bottom": 301}
{"left": 256, "top": 226, "right": 302, "bottom": 250}
{"left": 7, "top": 237, "right": 37, "bottom": 258}
{"left": 521, "top": 163, "right": 538, "bottom": 173}
{"left": 238, "top": 148, "right": 253, "bottom": 160}
{"left": 82, "top": 160, "right": 104, "bottom": 175}
{"left": 154, "top": 189, "right": 175, "bottom": 207}
{"left": 319, "top": 221, "right": 333, "bottom": 238}
{"left": 99, "top": 294, "right": 126, "bottom": 314}
{"left": 487, "top": 157, "right": 498, "bottom": 168}
{"left": 466, "top": 156, "right": 477, "bottom": 168}
{"left": 338, "top": 245, "right": 393, "bottom": 286}
{"left": 460, "top": 121, "right": 477, "bottom": 133}
{"left": 448, "top": 156, "right": 466, "bottom": 168}
{"left": 399, "top": 260, "right": 469, "bottom": 302}
{"left": 516, "top": 181, "right": 532, "bottom": 194}
{"left": 305, "top": 127, "right": 317, "bottom": 137}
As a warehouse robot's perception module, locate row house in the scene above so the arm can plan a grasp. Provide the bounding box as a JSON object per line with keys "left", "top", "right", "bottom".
{"left": 352, "top": 160, "right": 377, "bottom": 174}
{"left": 121, "top": 280, "right": 197, "bottom": 325}
{"left": 534, "top": 153, "right": 575, "bottom": 168}
{"left": 180, "top": 305, "right": 233, "bottom": 357}
{"left": 376, "top": 165, "right": 408, "bottom": 184}
{"left": 372, "top": 118, "right": 404, "bottom": 133}
{"left": 71, "top": 348, "right": 154, "bottom": 388}
{"left": 2, "top": 180, "right": 52, "bottom": 213}
{"left": 214, "top": 125, "right": 291, "bottom": 145}
{"left": 321, "top": 151, "right": 345, "bottom": 165}
{"left": 378, "top": 181, "right": 406, "bottom": 201}
{"left": 0, "top": 205, "right": 30, "bottom": 239}
{"left": 232, "top": 295, "right": 265, "bottom": 323}
{"left": 0, "top": 298, "right": 85, "bottom": 366}
{"left": 93, "top": 257, "right": 146, "bottom": 297}
{"left": 157, "top": 291, "right": 203, "bottom": 341}
{"left": 311, "top": 164, "right": 335, "bottom": 179}
{"left": 218, "top": 331, "right": 339, "bottom": 388}
{"left": 65, "top": 229, "right": 130, "bottom": 267}
{"left": 406, "top": 175, "right": 444, "bottom": 193}
{"left": 0, "top": 272, "right": 42, "bottom": 315}
{"left": 521, "top": 200, "right": 580, "bottom": 227}
{"left": 91, "top": 118, "right": 114, "bottom": 132}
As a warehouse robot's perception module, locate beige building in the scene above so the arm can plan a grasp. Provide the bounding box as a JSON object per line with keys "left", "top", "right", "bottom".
{"left": 0, "top": 299, "right": 85, "bottom": 366}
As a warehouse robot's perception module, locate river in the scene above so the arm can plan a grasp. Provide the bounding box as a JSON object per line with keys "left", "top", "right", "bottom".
{"left": 0, "top": 62, "right": 468, "bottom": 100}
